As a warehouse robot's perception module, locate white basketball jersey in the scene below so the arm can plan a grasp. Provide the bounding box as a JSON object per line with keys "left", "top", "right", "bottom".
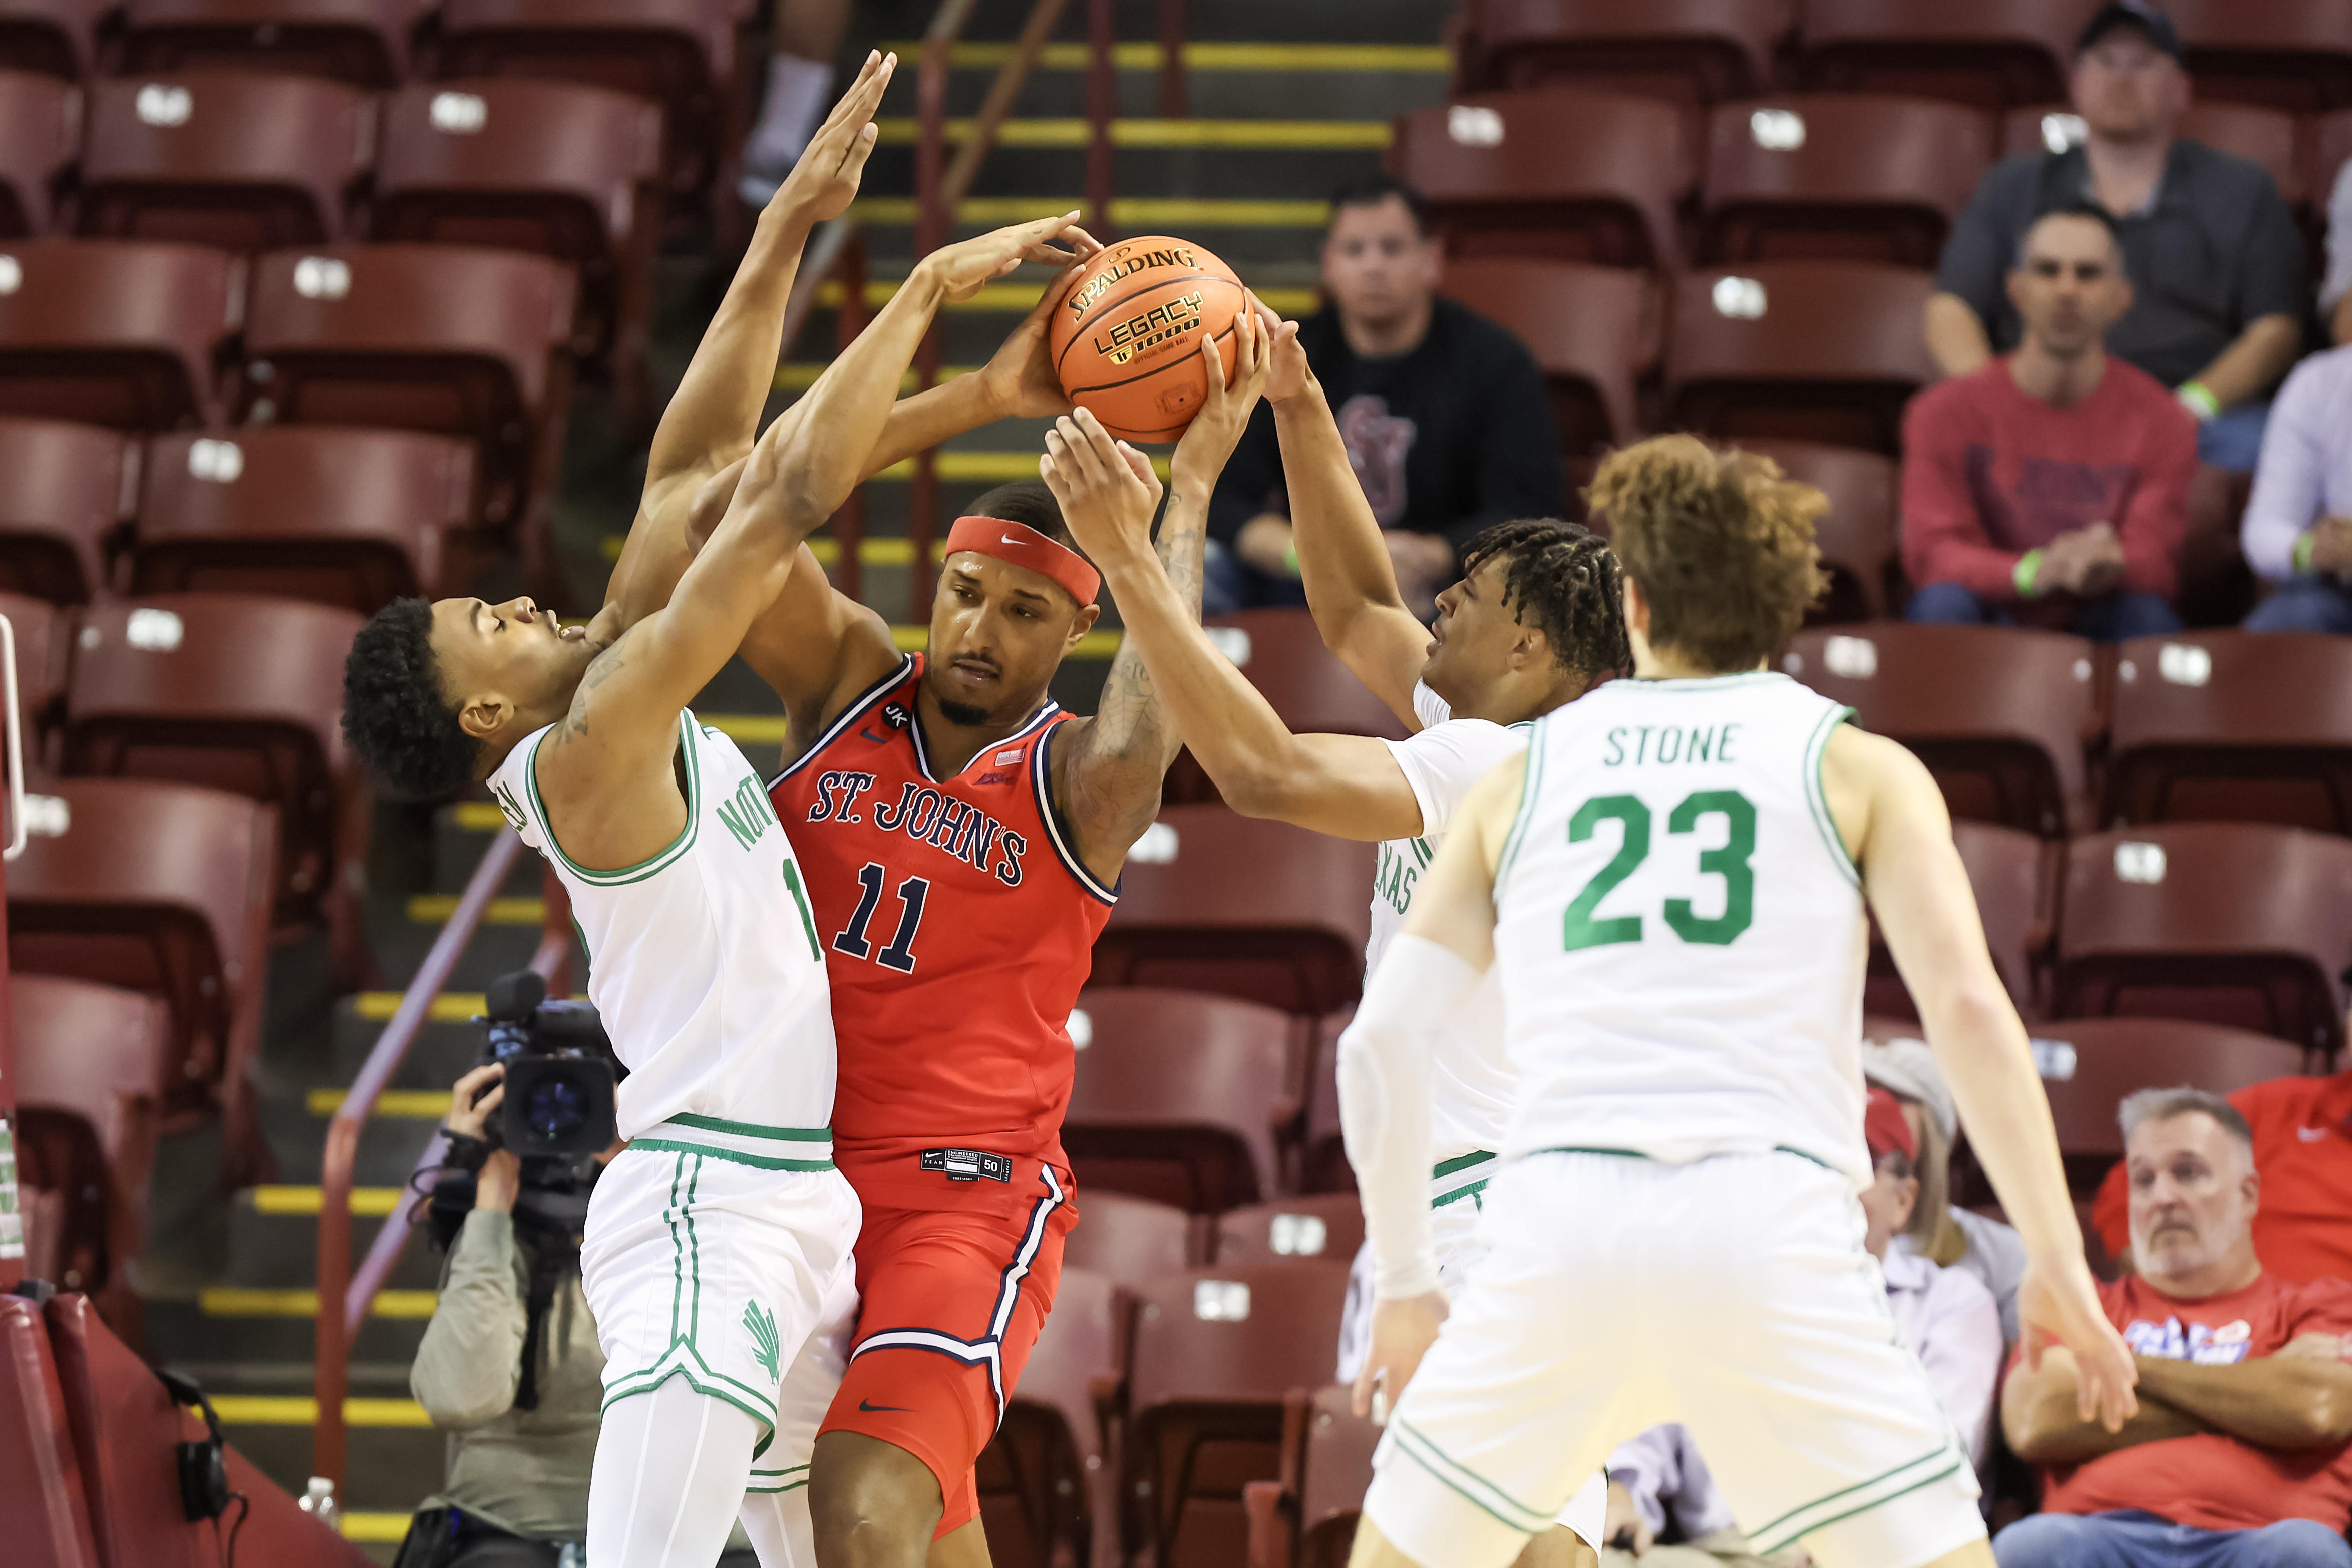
{"left": 488, "top": 710, "right": 837, "bottom": 1143}
{"left": 1371, "top": 684, "right": 1528, "bottom": 1196}
{"left": 1493, "top": 672, "right": 1872, "bottom": 1185}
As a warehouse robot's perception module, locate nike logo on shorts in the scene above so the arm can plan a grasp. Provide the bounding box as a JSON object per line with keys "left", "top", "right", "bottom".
{"left": 859, "top": 1398, "right": 913, "bottom": 1413}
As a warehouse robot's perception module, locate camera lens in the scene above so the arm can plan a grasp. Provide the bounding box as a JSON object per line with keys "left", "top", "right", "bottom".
{"left": 522, "top": 1077, "right": 590, "bottom": 1143}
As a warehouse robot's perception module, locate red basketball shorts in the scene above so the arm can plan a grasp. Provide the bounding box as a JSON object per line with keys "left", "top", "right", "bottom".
{"left": 818, "top": 1167, "right": 1078, "bottom": 1536}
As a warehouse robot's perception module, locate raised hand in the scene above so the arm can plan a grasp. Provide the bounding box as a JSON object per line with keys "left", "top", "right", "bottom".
{"left": 1259, "top": 298, "right": 1311, "bottom": 403}
{"left": 2018, "top": 1253, "right": 2139, "bottom": 1431}
{"left": 1040, "top": 408, "right": 1164, "bottom": 566}
{"left": 976, "top": 256, "right": 1091, "bottom": 420}
{"left": 1167, "top": 301, "right": 1287, "bottom": 499}
{"left": 769, "top": 50, "right": 894, "bottom": 227}
{"left": 918, "top": 212, "right": 1099, "bottom": 306}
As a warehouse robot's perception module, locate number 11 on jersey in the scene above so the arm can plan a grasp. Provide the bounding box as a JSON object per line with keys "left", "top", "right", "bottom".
{"left": 833, "top": 862, "right": 931, "bottom": 974}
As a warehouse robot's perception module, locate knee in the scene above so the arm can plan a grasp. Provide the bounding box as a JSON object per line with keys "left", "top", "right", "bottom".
{"left": 2108, "top": 592, "right": 2182, "bottom": 639}
{"left": 2247, "top": 1519, "right": 2352, "bottom": 1568}
{"left": 1991, "top": 1511, "right": 2101, "bottom": 1568}
{"left": 1906, "top": 581, "right": 1987, "bottom": 624}
{"left": 810, "top": 1433, "right": 943, "bottom": 1557}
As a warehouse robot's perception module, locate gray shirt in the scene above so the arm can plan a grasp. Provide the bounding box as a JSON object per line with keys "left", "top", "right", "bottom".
{"left": 1935, "top": 140, "right": 2309, "bottom": 390}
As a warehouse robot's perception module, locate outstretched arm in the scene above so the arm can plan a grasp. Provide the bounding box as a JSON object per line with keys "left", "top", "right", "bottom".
{"left": 1268, "top": 341, "right": 1434, "bottom": 728}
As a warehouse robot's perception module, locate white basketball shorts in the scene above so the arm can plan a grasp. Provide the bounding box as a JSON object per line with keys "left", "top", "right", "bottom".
{"left": 1363, "top": 1149, "right": 1982, "bottom": 1568}
{"left": 581, "top": 1118, "right": 863, "bottom": 1493}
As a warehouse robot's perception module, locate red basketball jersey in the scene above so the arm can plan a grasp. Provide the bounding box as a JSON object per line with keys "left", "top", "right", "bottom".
{"left": 769, "top": 654, "right": 1114, "bottom": 1211}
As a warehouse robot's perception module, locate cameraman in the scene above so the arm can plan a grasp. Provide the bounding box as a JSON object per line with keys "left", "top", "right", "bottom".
{"left": 398, "top": 1064, "right": 759, "bottom": 1567}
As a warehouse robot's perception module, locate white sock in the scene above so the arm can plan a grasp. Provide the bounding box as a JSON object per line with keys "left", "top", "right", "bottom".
{"left": 588, "top": 1376, "right": 762, "bottom": 1568}
{"left": 746, "top": 53, "right": 835, "bottom": 167}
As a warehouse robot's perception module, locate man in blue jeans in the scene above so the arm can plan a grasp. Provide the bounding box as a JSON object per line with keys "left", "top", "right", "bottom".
{"left": 1994, "top": 1087, "right": 2352, "bottom": 1567}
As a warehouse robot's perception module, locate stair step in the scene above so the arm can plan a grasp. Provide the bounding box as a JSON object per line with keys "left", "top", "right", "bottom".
{"left": 810, "top": 279, "right": 1316, "bottom": 316}
{"left": 342, "top": 1514, "right": 412, "bottom": 1544}
{"left": 873, "top": 116, "right": 1390, "bottom": 150}
{"left": 305, "top": 1089, "right": 453, "bottom": 1119}
{"left": 251, "top": 1186, "right": 407, "bottom": 1217}
{"left": 214, "top": 1394, "right": 432, "bottom": 1427}
{"left": 200, "top": 1286, "right": 436, "bottom": 1319}
{"left": 882, "top": 40, "right": 1448, "bottom": 72}
{"left": 848, "top": 195, "right": 1328, "bottom": 229}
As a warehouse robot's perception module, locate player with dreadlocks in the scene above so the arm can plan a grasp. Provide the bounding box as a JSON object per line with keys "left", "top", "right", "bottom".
{"left": 1038, "top": 329, "right": 1628, "bottom": 1568}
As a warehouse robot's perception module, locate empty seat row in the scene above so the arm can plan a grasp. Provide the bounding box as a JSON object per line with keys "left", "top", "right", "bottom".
{"left": 1394, "top": 89, "right": 2352, "bottom": 277}
{"left": 1457, "top": 0, "right": 2352, "bottom": 114}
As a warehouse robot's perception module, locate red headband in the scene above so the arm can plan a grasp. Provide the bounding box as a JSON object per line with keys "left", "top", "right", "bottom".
{"left": 944, "top": 515, "right": 1101, "bottom": 606}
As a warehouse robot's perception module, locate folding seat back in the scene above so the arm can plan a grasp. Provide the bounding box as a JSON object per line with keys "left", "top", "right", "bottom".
{"left": 981, "top": 1267, "right": 1125, "bottom": 1568}
{"left": 0, "top": 239, "right": 240, "bottom": 429}
{"left": 2168, "top": 0, "right": 2352, "bottom": 113}
{"left": 7, "top": 776, "right": 276, "bottom": 1128}
{"left": 2030, "top": 1017, "right": 2304, "bottom": 1187}
{"left": 0, "top": 418, "right": 132, "bottom": 604}
{"left": 1865, "top": 819, "right": 2047, "bottom": 1021}
{"left": 434, "top": 0, "right": 738, "bottom": 199}
{"left": 2103, "top": 631, "right": 2352, "bottom": 833}
{"left": 1781, "top": 624, "right": 2100, "bottom": 835}
{"left": 118, "top": 0, "right": 426, "bottom": 87}
{"left": 1737, "top": 437, "right": 1898, "bottom": 622}
{"left": 1700, "top": 94, "right": 1995, "bottom": 266}
{"left": 2055, "top": 823, "right": 2352, "bottom": 1056}
{"left": 1204, "top": 609, "right": 1408, "bottom": 742}
{"left": 1122, "top": 1261, "right": 1353, "bottom": 1568}
{"left": 1278, "top": 1385, "right": 1383, "bottom": 1568}
{"left": 78, "top": 73, "right": 370, "bottom": 251}
{"left": 1298, "top": 1007, "right": 1354, "bottom": 1193}
{"left": 0, "top": 0, "right": 100, "bottom": 78}
{"left": 1064, "top": 987, "right": 1302, "bottom": 1213}
{"left": 1791, "top": 0, "right": 2080, "bottom": 111}
{"left": 239, "top": 243, "right": 576, "bottom": 526}
{"left": 0, "top": 69, "right": 75, "bottom": 235}
{"left": 0, "top": 1296, "right": 97, "bottom": 1568}
{"left": 1095, "top": 806, "right": 1374, "bottom": 1015}
{"left": 0, "top": 589, "right": 72, "bottom": 733}
{"left": 2310, "top": 111, "right": 2352, "bottom": 222}
{"left": 1061, "top": 1189, "right": 1199, "bottom": 1287}
{"left": 1213, "top": 1193, "right": 1364, "bottom": 1269}
{"left": 2004, "top": 102, "right": 2304, "bottom": 211}
{"left": 64, "top": 591, "right": 362, "bottom": 929}
{"left": 1662, "top": 261, "right": 1938, "bottom": 453}
{"left": 1390, "top": 89, "right": 1690, "bottom": 269}
{"left": 1439, "top": 256, "right": 1656, "bottom": 458}
{"left": 133, "top": 425, "right": 472, "bottom": 608}
{"left": 1463, "top": 0, "right": 1785, "bottom": 105}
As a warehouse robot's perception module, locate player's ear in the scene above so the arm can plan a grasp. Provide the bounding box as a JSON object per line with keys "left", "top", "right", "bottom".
{"left": 1063, "top": 602, "right": 1102, "bottom": 648}
{"left": 458, "top": 693, "right": 509, "bottom": 744}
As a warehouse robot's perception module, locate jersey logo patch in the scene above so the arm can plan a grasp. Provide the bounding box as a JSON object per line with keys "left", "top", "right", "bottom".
{"left": 716, "top": 773, "right": 779, "bottom": 850}
{"left": 995, "top": 748, "right": 1025, "bottom": 765}
{"left": 883, "top": 704, "right": 911, "bottom": 729}
{"left": 920, "top": 1148, "right": 1012, "bottom": 1183}
{"left": 744, "top": 1298, "right": 782, "bottom": 1383}
{"left": 494, "top": 781, "right": 527, "bottom": 832}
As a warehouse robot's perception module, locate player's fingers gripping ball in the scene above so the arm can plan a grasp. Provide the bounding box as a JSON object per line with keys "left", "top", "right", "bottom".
{"left": 1050, "top": 235, "right": 1245, "bottom": 443}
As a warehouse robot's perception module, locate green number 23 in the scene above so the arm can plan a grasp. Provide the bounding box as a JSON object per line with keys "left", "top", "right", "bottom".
{"left": 1561, "top": 790, "right": 1756, "bottom": 951}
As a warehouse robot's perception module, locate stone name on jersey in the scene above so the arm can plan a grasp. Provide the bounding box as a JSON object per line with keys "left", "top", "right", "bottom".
{"left": 800, "top": 767, "right": 1031, "bottom": 887}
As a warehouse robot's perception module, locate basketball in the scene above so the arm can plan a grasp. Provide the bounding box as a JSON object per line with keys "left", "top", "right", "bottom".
{"left": 1050, "top": 235, "right": 1248, "bottom": 443}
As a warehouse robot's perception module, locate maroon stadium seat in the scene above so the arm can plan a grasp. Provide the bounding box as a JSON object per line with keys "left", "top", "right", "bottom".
{"left": 1243, "top": 1385, "right": 1382, "bottom": 1568}
{"left": 0, "top": 590, "right": 73, "bottom": 750}
{"left": 979, "top": 1267, "right": 1126, "bottom": 1568}
{"left": 1121, "top": 1261, "right": 1353, "bottom": 1568}
{"left": 0, "top": 239, "right": 241, "bottom": 428}
{"left": 1781, "top": 623, "right": 2101, "bottom": 836}
{"left": 2168, "top": 0, "right": 2352, "bottom": 114}
{"left": 11, "top": 976, "right": 170, "bottom": 1302}
{"left": 1165, "top": 609, "right": 1410, "bottom": 804}
{"left": 1439, "top": 257, "right": 1656, "bottom": 461}
{"left": 2002, "top": 102, "right": 2304, "bottom": 211}
{"left": 1061, "top": 1189, "right": 1200, "bottom": 1287}
{"left": 1698, "top": 94, "right": 1995, "bottom": 267}
{"left": 2103, "top": 631, "right": 2352, "bottom": 833}
{"left": 2030, "top": 1017, "right": 2305, "bottom": 1189}
{"left": 1865, "top": 819, "right": 2049, "bottom": 1022}
{"left": 77, "top": 73, "right": 370, "bottom": 251}
{"left": 63, "top": 592, "right": 365, "bottom": 970}
{"left": 1738, "top": 438, "right": 1899, "bottom": 623}
{"left": 0, "top": 0, "right": 101, "bottom": 78}
{"left": 118, "top": 0, "right": 427, "bottom": 87}
{"left": 1094, "top": 806, "right": 1374, "bottom": 1015}
{"left": 2308, "top": 111, "right": 2352, "bottom": 221}
{"left": 433, "top": 0, "right": 739, "bottom": 201}
{"left": 7, "top": 776, "right": 276, "bottom": 1170}
{"left": 1389, "top": 89, "right": 1690, "bottom": 269}
{"left": 238, "top": 243, "right": 577, "bottom": 531}
{"left": 1661, "top": 261, "right": 1938, "bottom": 454}
{"left": 1064, "top": 987, "right": 1303, "bottom": 1213}
{"left": 1213, "top": 1193, "right": 1364, "bottom": 1269}
{"left": 0, "top": 1295, "right": 98, "bottom": 1568}
{"left": 1298, "top": 1007, "right": 1354, "bottom": 1193}
{"left": 2054, "top": 822, "right": 2352, "bottom": 1057}
{"left": 132, "top": 425, "right": 473, "bottom": 608}
{"left": 374, "top": 79, "right": 663, "bottom": 367}
{"left": 1791, "top": 0, "right": 2084, "bottom": 111}
{"left": 0, "top": 70, "right": 75, "bottom": 234}
{"left": 44, "top": 1293, "right": 374, "bottom": 1568}
{"left": 1459, "top": 0, "right": 1786, "bottom": 106}
{"left": 0, "top": 418, "right": 136, "bottom": 602}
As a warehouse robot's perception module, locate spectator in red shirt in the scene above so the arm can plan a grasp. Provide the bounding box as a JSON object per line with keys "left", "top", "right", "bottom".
{"left": 2093, "top": 1068, "right": 2352, "bottom": 1290}
{"left": 1995, "top": 1087, "right": 2352, "bottom": 1567}
{"left": 1902, "top": 205, "right": 2196, "bottom": 642}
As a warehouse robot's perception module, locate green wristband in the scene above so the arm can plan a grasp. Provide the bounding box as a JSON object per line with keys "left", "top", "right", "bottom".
{"left": 2014, "top": 548, "right": 2044, "bottom": 598}
{"left": 2178, "top": 380, "right": 2221, "bottom": 421}
{"left": 1282, "top": 543, "right": 1301, "bottom": 578}
{"left": 2294, "top": 531, "right": 2318, "bottom": 576}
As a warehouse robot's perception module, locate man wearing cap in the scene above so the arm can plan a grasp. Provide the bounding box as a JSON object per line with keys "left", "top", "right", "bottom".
{"left": 1998, "top": 1086, "right": 2352, "bottom": 1567}
{"left": 1924, "top": 1, "right": 2306, "bottom": 476}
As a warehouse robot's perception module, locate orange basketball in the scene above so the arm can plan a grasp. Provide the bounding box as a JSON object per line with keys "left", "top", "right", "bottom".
{"left": 1050, "top": 235, "right": 1247, "bottom": 443}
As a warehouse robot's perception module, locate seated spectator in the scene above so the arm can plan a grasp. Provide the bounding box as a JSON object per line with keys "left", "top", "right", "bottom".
{"left": 1924, "top": 1, "right": 2306, "bottom": 475}
{"left": 2239, "top": 344, "right": 2352, "bottom": 633}
{"left": 1204, "top": 174, "right": 1563, "bottom": 618}
{"left": 1995, "top": 1088, "right": 2352, "bottom": 1568}
{"left": 2326, "top": 154, "right": 2352, "bottom": 349}
{"left": 1903, "top": 206, "right": 2195, "bottom": 641}
{"left": 1866, "top": 1037, "right": 2030, "bottom": 1343}
{"left": 1598, "top": 1094, "right": 2004, "bottom": 1565}
{"left": 2092, "top": 1061, "right": 2352, "bottom": 1287}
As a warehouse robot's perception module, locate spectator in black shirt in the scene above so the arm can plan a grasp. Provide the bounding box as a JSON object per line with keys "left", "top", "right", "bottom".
{"left": 1204, "top": 175, "right": 1563, "bottom": 617}
{"left": 1923, "top": 1, "right": 2306, "bottom": 474}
